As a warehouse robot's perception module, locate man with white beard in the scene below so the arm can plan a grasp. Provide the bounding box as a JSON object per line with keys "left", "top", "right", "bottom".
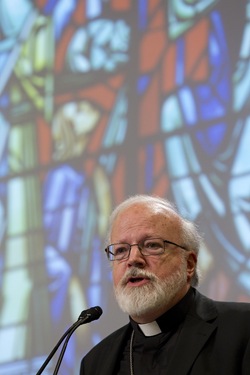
{"left": 80, "top": 195, "right": 250, "bottom": 375}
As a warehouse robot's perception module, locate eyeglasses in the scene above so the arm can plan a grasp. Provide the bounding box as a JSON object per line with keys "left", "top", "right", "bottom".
{"left": 105, "top": 237, "right": 187, "bottom": 261}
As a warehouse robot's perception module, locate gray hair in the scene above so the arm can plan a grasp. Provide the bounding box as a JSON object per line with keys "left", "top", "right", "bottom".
{"left": 107, "top": 194, "right": 202, "bottom": 287}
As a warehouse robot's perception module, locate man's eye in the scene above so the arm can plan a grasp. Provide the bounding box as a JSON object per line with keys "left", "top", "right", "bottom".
{"left": 114, "top": 246, "right": 128, "bottom": 255}
{"left": 144, "top": 241, "right": 161, "bottom": 249}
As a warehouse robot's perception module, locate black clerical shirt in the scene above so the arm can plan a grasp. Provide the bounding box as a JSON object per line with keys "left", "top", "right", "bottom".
{"left": 116, "top": 288, "right": 194, "bottom": 375}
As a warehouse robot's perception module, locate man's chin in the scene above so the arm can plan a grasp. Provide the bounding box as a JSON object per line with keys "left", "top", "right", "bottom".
{"left": 118, "top": 281, "right": 154, "bottom": 296}
{"left": 114, "top": 285, "right": 159, "bottom": 315}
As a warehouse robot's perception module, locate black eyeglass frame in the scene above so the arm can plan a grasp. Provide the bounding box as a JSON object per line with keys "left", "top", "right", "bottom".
{"left": 105, "top": 237, "right": 188, "bottom": 261}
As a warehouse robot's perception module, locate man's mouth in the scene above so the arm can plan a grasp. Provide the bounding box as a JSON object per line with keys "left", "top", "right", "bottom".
{"left": 126, "top": 276, "right": 150, "bottom": 286}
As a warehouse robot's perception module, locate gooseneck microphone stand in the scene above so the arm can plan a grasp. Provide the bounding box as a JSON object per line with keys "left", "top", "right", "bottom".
{"left": 53, "top": 316, "right": 87, "bottom": 375}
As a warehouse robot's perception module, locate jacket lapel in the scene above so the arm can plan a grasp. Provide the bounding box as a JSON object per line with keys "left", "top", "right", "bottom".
{"left": 93, "top": 324, "right": 131, "bottom": 375}
{"left": 165, "top": 290, "right": 218, "bottom": 374}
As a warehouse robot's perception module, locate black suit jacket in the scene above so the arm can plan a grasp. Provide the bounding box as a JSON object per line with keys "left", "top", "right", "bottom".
{"left": 80, "top": 290, "right": 250, "bottom": 374}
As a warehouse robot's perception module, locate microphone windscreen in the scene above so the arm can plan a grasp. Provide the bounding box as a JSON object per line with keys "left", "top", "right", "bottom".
{"left": 78, "top": 306, "right": 103, "bottom": 322}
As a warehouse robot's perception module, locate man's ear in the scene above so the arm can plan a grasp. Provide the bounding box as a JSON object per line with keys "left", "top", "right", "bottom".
{"left": 186, "top": 252, "right": 197, "bottom": 282}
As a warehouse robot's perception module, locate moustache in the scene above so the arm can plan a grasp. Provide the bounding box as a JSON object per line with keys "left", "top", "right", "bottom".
{"left": 119, "top": 267, "right": 158, "bottom": 286}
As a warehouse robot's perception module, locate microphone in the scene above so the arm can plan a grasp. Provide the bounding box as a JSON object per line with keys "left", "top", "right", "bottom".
{"left": 78, "top": 306, "right": 103, "bottom": 322}
{"left": 36, "top": 306, "right": 103, "bottom": 375}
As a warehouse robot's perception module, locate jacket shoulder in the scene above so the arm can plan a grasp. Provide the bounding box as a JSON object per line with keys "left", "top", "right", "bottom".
{"left": 193, "top": 288, "right": 250, "bottom": 319}
{"left": 214, "top": 299, "right": 250, "bottom": 318}
{"left": 194, "top": 289, "right": 250, "bottom": 327}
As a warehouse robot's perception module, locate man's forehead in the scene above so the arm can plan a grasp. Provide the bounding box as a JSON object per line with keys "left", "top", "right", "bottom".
{"left": 123, "top": 201, "right": 177, "bottom": 216}
{"left": 114, "top": 203, "right": 180, "bottom": 228}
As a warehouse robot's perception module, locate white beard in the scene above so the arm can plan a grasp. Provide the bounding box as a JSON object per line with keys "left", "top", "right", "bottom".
{"left": 114, "top": 257, "right": 187, "bottom": 318}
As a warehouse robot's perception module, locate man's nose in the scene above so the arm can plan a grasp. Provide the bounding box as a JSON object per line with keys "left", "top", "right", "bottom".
{"left": 127, "top": 244, "right": 146, "bottom": 266}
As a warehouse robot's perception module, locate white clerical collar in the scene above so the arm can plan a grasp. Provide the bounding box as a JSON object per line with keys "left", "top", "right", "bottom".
{"left": 138, "top": 320, "right": 162, "bottom": 336}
